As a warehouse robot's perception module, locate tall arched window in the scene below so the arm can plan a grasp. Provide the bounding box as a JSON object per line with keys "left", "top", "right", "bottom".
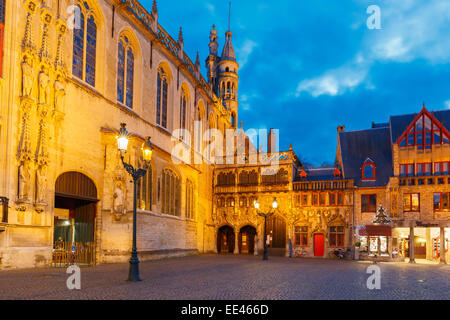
{"left": 117, "top": 36, "right": 134, "bottom": 108}
{"left": 161, "top": 169, "right": 180, "bottom": 216}
{"left": 0, "top": 0, "right": 5, "bottom": 77}
{"left": 72, "top": 2, "right": 97, "bottom": 87}
{"left": 185, "top": 179, "right": 194, "bottom": 219}
{"left": 180, "top": 90, "right": 187, "bottom": 131}
{"left": 137, "top": 165, "right": 152, "bottom": 211}
{"left": 156, "top": 67, "right": 168, "bottom": 128}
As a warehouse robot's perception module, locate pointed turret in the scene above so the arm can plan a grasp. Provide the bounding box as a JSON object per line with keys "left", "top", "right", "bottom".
{"left": 195, "top": 51, "right": 201, "bottom": 70}
{"left": 221, "top": 30, "right": 236, "bottom": 62}
{"left": 206, "top": 25, "right": 220, "bottom": 91}
{"left": 151, "top": 0, "right": 158, "bottom": 33}
{"left": 178, "top": 27, "right": 184, "bottom": 60}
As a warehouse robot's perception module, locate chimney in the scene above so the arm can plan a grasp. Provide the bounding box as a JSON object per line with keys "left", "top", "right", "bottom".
{"left": 267, "top": 128, "right": 278, "bottom": 154}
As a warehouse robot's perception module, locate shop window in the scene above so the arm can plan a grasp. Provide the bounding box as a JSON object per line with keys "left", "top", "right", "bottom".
{"left": 361, "top": 194, "right": 376, "bottom": 212}
{"left": 295, "top": 226, "right": 308, "bottom": 246}
{"left": 403, "top": 193, "right": 419, "bottom": 212}
{"left": 329, "top": 226, "right": 344, "bottom": 247}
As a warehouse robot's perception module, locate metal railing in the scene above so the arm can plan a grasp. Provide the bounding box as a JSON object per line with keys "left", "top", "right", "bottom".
{"left": 52, "top": 241, "right": 95, "bottom": 267}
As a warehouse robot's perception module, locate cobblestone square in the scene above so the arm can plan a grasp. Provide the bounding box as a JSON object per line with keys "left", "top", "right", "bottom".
{"left": 0, "top": 255, "right": 448, "bottom": 300}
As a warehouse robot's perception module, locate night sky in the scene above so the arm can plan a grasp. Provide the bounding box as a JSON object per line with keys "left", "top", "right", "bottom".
{"left": 142, "top": 0, "right": 450, "bottom": 166}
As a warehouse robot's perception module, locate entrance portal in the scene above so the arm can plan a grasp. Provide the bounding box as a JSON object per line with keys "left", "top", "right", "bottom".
{"left": 314, "top": 234, "right": 325, "bottom": 256}
{"left": 53, "top": 172, "right": 98, "bottom": 267}
{"left": 266, "top": 215, "right": 286, "bottom": 256}
{"left": 217, "top": 225, "right": 235, "bottom": 253}
{"left": 239, "top": 226, "right": 256, "bottom": 254}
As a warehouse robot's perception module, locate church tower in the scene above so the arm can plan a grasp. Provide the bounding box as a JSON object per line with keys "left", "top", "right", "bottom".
{"left": 206, "top": 25, "right": 220, "bottom": 92}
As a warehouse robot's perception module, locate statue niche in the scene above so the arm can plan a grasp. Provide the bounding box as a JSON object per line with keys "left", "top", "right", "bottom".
{"left": 38, "top": 66, "right": 51, "bottom": 106}
{"left": 21, "top": 55, "right": 34, "bottom": 98}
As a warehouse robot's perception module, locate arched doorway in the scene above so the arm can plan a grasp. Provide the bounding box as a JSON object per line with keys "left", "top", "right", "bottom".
{"left": 266, "top": 215, "right": 286, "bottom": 256}
{"left": 239, "top": 226, "right": 257, "bottom": 254}
{"left": 217, "top": 225, "right": 235, "bottom": 253}
{"left": 53, "top": 172, "right": 98, "bottom": 267}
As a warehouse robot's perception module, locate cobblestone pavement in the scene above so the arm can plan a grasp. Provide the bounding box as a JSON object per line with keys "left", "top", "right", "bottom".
{"left": 0, "top": 254, "right": 448, "bottom": 300}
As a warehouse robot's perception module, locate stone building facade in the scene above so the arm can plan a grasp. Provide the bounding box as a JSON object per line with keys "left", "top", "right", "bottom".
{"left": 0, "top": 0, "right": 239, "bottom": 269}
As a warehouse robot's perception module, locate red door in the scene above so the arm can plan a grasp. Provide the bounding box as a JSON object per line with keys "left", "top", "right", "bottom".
{"left": 314, "top": 234, "right": 324, "bottom": 256}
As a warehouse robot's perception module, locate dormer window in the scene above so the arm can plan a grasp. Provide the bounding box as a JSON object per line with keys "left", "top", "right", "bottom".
{"left": 362, "top": 159, "right": 376, "bottom": 180}
{"left": 333, "top": 168, "right": 341, "bottom": 177}
{"left": 299, "top": 170, "right": 307, "bottom": 179}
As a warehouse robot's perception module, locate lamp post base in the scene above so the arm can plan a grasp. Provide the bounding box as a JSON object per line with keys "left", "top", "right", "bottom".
{"left": 127, "top": 255, "right": 142, "bottom": 282}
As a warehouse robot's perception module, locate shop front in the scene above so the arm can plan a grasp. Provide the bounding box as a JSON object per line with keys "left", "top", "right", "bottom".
{"left": 357, "top": 225, "right": 392, "bottom": 259}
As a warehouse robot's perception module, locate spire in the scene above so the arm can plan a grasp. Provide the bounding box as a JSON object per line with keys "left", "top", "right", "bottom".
{"left": 208, "top": 24, "right": 219, "bottom": 56}
{"left": 221, "top": 1, "right": 236, "bottom": 61}
{"left": 152, "top": 0, "right": 158, "bottom": 16}
{"left": 228, "top": 0, "right": 231, "bottom": 31}
{"left": 195, "top": 51, "right": 200, "bottom": 70}
{"left": 178, "top": 27, "right": 184, "bottom": 46}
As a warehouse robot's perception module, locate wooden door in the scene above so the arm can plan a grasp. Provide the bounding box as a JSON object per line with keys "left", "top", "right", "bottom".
{"left": 267, "top": 215, "right": 286, "bottom": 248}
{"left": 314, "top": 234, "right": 324, "bottom": 256}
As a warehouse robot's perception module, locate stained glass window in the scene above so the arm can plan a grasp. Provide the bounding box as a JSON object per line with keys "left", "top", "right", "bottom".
{"left": 72, "top": 3, "right": 96, "bottom": 87}
{"left": 117, "top": 40, "right": 125, "bottom": 104}
{"left": 185, "top": 180, "right": 194, "bottom": 219}
{"left": 125, "top": 48, "right": 134, "bottom": 108}
{"left": 72, "top": 5, "right": 84, "bottom": 79}
{"left": 117, "top": 38, "right": 134, "bottom": 108}
{"left": 85, "top": 15, "right": 96, "bottom": 86}
{"left": 156, "top": 68, "right": 168, "bottom": 128}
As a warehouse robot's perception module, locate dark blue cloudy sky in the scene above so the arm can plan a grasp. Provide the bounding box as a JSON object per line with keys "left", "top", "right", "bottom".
{"left": 142, "top": 0, "right": 450, "bottom": 166}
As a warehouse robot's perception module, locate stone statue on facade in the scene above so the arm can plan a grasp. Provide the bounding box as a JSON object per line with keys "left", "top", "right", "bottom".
{"left": 54, "top": 75, "right": 66, "bottom": 113}
{"left": 38, "top": 67, "right": 51, "bottom": 105}
{"left": 18, "top": 162, "right": 31, "bottom": 200}
{"left": 21, "top": 56, "right": 34, "bottom": 98}
{"left": 113, "top": 184, "right": 125, "bottom": 214}
{"left": 36, "top": 165, "right": 48, "bottom": 204}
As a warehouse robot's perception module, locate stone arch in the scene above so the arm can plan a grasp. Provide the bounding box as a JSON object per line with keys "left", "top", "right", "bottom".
{"left": 217, "top": 225, "right": 235, "bottom": 253}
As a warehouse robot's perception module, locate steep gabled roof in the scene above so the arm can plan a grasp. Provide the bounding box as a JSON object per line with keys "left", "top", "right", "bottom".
{"left": 339, "top": 127, "right": 393, "bottom": 187}
{"left": 390, "top": 107, "right": 450, "bottom": 144}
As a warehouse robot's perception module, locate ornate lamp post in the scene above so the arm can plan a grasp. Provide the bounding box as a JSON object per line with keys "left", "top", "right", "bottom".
{"left": 254, "top": 197, "right": 278, "bottom": 261}
{"left": 116, "top": 123, "right": 153, "bottom": 281}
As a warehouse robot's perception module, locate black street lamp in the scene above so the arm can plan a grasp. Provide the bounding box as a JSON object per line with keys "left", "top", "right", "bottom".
{"left": 254, "top": 197, "right": 278, "bottom": 261}
{"left": 117, "top": 123, "right": 153, "bottom": 281}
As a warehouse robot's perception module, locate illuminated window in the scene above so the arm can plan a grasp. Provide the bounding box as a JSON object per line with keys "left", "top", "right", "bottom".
{"left": 361, "top": 194, "right": 376, "bottom": 212}
{"left": 434, "top": 192, "right": 450, "bottom": 211}
{"left": 239, "top": 196, "right": 247, "bottom": 207}
{"left": 416, "top": 163, "right": 432, "bottom": 176}
{"left": 185, "top": 180, "right": 194, "bottom": 219}
{"left": 72, "top": 2, "right": 97, "bottom": 87}
{"left": 434, "top": 162, "right": 450, "bottom": 175}
{"left": 319, "top": 193, "right": 326, "bottom": 206}
{"left": 117, "top": 36, "right": 134, "bottom": 108}
{"left": 137, "top": 165, "right": 152, "bottom": 211}
{"left": 161, "top": 169, "right": 180, "bottom": 216}
{"left": 0, "top": 0, "right": 5, "bottom": 77}
{"left": 295, "top": 226, "right": 308, "bottom": 246}
{"left": 156, "top": 67, "right": 168, "bottom": 128}
{"left": 301, "top": 194, "right": 308, "bottom": 206}
{"left": 312, "top": 194, "right": 319, "bottom": 206}
{"left": 403, "top": 193, "right": 419, "bottom": 212}
{"left": 329, "top": 226, "right": 344, "bottom": 247}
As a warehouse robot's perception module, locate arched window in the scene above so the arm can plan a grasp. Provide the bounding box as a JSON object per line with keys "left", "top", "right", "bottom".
{"left": 217, "top": 197, "right": 225, "bottom": 208}
{"left": 362, "top": 160, "right": 376, "bottom": 180}
{"left": 117, "top": 36, "right": 134, "bottom": 108}
{"left": 0, "top": 0, "right": 5, "bottom": 77}
{"left": 137, "top": 165, "right": 152, "bottom": 211}
{"left": 72, "top": 1, "right": 97, "bottom": 87}
{"left": 195, "top": 105, "right": 203, "bottom": 153}
{"left": 226, "top": 197, "right": 235, "bottom": 207}
{"left": 239, "top": 197, "right": 247, "bottom": 207}
{"left": 161, "top": 169, "right": 180, "bottom": 216}
{"left": 231, "top": 113, "right": 236, "bottom": 128}
{"left": 156, "top": 67, "right": 168, "bottom": 128}
{"left": 180, "top": 90, "right": 187, "bottom": 131}
{"left": 239, "top": 171, "right": 249, "bottom": 185}
{"left": 185, "top": 179, "right": 194, "bottom": 219}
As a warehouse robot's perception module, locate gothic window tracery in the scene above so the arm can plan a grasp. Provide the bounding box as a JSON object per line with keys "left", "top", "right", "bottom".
{"left": 137, "top": 164, "right": 152, "bottom": 211}
{"left": 185, "top": 179, "right": 194, "bottom": 219}
{"left": 156, "top": 67, "right": 168, "bottom": 128}
{"left": 117, "top": 35, "right": 134, "bottom": 108}
{"left": 180, "top": 89, "right": 187, "bottom": 131}
{"left": 161, "top": 169, "right": 180, "bottom": 216}
{"left": 72, "top": 1, "right": 97, "bottom": 87}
